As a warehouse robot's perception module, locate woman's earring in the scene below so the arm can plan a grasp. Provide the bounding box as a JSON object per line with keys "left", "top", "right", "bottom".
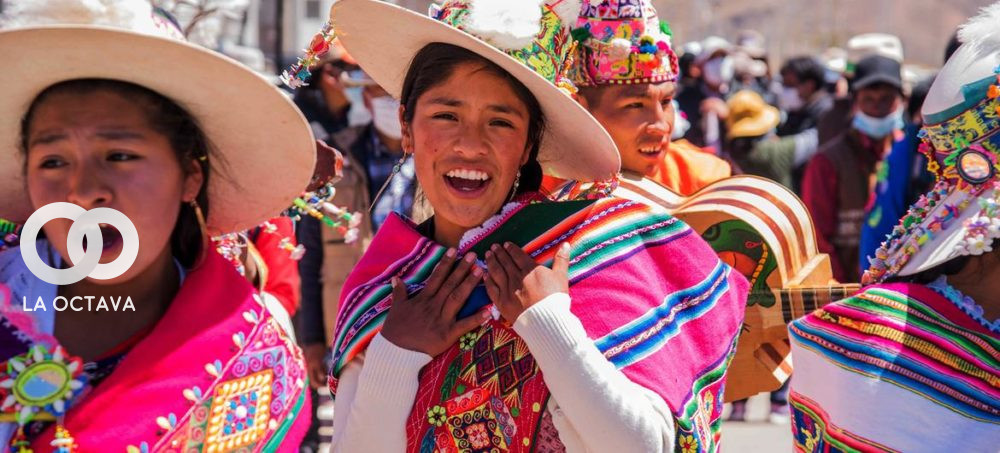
{"left": 369, "top": 152, "right": 410, "bottom": 213}
{"left": 508, "top": 171, "right": 521, "bottom": 202}
{"left": 191, "top": 200, "right": 208, "bottom": 240}
{"left": 187, "top": 199, "right": 211, "bottom": 268}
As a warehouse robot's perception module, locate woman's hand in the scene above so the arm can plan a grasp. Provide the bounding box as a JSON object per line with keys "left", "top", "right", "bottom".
{"left": 380, "top": 249, "right": 490, "bottom": 356}
{"left": 485, "top": 242, "right": 571, "bottom": 323}
{"left": 302, "top": 343, "right": 329, "bottom": 389}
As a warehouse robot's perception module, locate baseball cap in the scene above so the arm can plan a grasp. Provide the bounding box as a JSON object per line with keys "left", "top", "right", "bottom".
{"left": 852, "top": 54, "right": 902, "bottom": 92}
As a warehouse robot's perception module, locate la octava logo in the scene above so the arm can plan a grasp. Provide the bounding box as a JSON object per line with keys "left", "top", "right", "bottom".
{"left": 20, "top": 202, "right": 139, "bottom": 285}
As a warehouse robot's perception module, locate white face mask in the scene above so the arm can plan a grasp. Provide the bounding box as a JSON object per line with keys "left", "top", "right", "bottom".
{"left": 370, "top": 96, "right": 402, "bottom": 140}
{"left": 703, "top": 56, "right": 733, "bottom": 87}
{"left": 852, "top": 108, "right": 904, "bottom": 139}
{"left": 778, "top": 86, "right": 804, "bottom": 112}
{"left": 345, "top": 86, "right": 372, "bottom": 127}
{"left": 671, "top": 100, "right": 690, "bottom": 140}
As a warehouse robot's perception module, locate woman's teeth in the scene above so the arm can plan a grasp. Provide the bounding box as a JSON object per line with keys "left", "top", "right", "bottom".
{"left": 444, "top": 168, "right": 491, "bottom": 193}
{"left": 445, "top": 169, "right": 490, "bottom": 181}
{"left": 639, "top": 146, "right": 662, "bottom": 155}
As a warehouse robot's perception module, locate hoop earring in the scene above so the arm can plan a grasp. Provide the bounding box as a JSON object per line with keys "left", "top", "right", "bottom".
{"left": 508, "top": 171, "right": 521, "bottom": 203}
{"left": 369, "top": 152, "right": 410, "bottom": 213}
{"left": 190, "top": 200, "right": 210, "bottom": 266}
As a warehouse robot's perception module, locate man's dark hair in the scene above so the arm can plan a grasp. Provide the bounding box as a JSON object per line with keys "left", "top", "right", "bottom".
{"left": 780, "top": 56, "right": 826, "bottom": 90}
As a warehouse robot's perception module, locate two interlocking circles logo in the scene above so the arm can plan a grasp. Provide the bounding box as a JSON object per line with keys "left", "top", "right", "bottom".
{"left": 20, "top": 203, "right": 139, "bottom": 285}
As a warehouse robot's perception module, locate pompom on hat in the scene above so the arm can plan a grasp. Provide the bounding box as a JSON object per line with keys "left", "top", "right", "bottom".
{"left": 285, "top": 0, "right": 620, "bottom": 182}
{"left": 864, "top": 2, "right": 1000, "bottom": 284}
{"left": 0, "top": 0, "right": 316, "bottom": 235}
{"left": 568, "top": 0, "right": 679, "bottom": 86}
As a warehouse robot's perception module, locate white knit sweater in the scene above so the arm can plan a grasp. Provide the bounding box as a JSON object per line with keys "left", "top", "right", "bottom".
{"left": 330, "top": 293, "right": 676, "bottom": 452}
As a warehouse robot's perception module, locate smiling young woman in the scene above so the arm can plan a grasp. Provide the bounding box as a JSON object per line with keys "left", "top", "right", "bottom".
{"left": 0, "top": 1, "right": 314, "bottom": 450}
{"left": 399, "top": 44, "right": 544, "bottom": 247}
{"left": 322, "top": 1, "right": 749, "bottom": 452}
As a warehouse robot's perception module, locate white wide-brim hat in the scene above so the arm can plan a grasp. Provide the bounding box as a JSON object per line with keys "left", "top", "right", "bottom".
{"left": 329, "top": 0, "right": 619, "bottom": 182}
{"left": 0, "top": 5, "right": 315, "bottom": 235}
{"left": 864, "top": 3, "right": 1000, "bottom": 284}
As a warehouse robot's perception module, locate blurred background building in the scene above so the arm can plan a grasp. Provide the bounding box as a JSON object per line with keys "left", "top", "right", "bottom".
{"left": 1, "top": 0, "right": 983, "bottom": 76}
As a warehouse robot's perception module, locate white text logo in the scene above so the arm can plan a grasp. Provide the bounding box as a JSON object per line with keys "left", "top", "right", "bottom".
{"left": 20, "top": 202, "right": 139, "bottom": 285}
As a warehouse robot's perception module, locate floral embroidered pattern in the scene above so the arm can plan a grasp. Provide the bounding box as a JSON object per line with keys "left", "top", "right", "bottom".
{"left": 427, "top": 405, "right": 447, "bottom": 427}
{"left": 0, "top": 344, "right": 86, "bottom": 426}
{"left": 458, "top": 332, "right": 478, "bottom": 351}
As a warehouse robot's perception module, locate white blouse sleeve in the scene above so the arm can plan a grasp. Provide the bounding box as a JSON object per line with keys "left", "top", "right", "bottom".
{"left": 329, "top": 333, "right": 431, "bottom": 452}
{"left": 513, "top": 293, "right": 676, "bottom": 453}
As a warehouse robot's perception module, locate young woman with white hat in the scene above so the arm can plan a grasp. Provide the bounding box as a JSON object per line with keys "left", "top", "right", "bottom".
{"left": 308, "top": 0, "right": 749, "bottom": 451}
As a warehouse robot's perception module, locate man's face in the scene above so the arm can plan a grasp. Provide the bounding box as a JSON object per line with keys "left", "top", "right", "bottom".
{"left": 854, "top": 83, "right": 901, "bottom": 118}
{"left": 781, "top": 71, "right": 816, "bottom": 102}
{"left": 580, "top": 82, "right": 676, "bottom": 176}
{"left": 362, "top": 83, "right": 391, "bottom": 111}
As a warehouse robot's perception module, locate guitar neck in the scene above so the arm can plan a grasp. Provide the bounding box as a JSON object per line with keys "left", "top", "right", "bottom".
{"left": 774, "top": 284, "right": 861, "bottom": 323}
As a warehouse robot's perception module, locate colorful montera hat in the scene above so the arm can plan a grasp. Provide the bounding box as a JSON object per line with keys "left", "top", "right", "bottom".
{"left": 569, "top": 0, "right": 679, "bottom": 86}
{"left": 864, "top": 3, "right": 1000, "bottom": 284}
{"left": 285, "top": 0, "right": 620, "bottom": 182}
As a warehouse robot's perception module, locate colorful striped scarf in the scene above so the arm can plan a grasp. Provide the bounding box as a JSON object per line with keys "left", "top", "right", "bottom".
{"left": 788, "top": 283, "right": 999, "bottom": 452}
{"left": 330, "top": 196, "right": 747, "bottom": 452}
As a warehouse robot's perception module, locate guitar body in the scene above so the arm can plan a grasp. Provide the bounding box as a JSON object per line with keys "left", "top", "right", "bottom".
{"left": 616, "top": 172, "right": 859, "bottom": 401}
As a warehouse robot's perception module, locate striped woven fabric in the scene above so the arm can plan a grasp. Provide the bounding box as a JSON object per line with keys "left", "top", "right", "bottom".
{"left": 329, "top": 196, "right": 748, "bottom": 452}
{"left": 788, "top": 283, "right": 1000, "bottom": 452}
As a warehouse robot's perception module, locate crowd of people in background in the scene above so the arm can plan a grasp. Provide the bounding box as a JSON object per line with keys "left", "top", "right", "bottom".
{"left": 672, "top": 31, "right": 952, "bottom": 285}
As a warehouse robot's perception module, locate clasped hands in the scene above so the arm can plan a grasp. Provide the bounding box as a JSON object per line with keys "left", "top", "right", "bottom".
{"left": 380, "top": 242, "right": 571, "bottom": 356}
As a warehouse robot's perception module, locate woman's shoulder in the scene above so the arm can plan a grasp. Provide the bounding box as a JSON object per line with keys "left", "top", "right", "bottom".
{"left": 790, "top": 283, "right": 931, "bottom": 335}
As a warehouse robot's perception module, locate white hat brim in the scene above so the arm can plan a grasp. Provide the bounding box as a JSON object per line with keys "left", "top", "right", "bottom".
{"left": 331, "top": 0, "right": 620, "bottom": 182}
{"left": 0, "top": 26, "right": 315, "bottom": 235}
{"left": 896, "top": 189, "right": 984, "bottom": 277}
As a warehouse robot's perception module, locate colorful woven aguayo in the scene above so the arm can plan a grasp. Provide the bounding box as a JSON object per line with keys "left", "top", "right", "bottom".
{"left": 330, "top": 195, "right": 747, "bottom": 452}
{"left": 569, "top": 0, "right": 679, "bottom": 86}
{"left": 787, "top": 283, "right": 999, "bottom": 452}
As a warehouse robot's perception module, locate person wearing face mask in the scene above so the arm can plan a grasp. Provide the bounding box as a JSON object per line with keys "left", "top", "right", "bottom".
{"left": 355, "top": 79, "right": 415, "bottom": 229}
{"left": 676, "top": 37, "right": 731, "bottom": 153}
{"left": 801, "top": 55, "right": 906, "bottom": 283}
{"left": 856, "top": 76, "right": 937, "bottom": 281}
{"left": 776, "top": 57, "right": 832, "bottom": 138}
{"left": 775, "top": 56, "right": 833, "bottom": 194}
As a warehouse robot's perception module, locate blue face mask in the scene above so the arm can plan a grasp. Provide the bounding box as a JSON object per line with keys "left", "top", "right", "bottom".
{"left": 852, "top": 108, "right": 904, "bottom": 139}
